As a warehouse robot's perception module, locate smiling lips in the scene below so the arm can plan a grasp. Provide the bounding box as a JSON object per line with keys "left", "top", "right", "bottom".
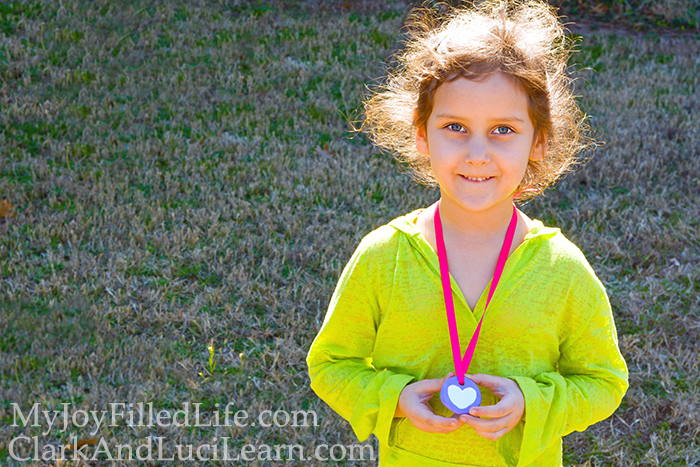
{"left": 462, "top": 175, "right": 492, "bottom": 182}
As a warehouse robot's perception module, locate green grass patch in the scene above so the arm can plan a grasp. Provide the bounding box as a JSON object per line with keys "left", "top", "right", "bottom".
{"left": 0, "top": 1, "right": 698, "bottom": 465}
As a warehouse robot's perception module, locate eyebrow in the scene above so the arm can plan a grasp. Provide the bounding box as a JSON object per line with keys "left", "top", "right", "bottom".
{"left": 434, "top": 114, "right": 525, "bottom": 123}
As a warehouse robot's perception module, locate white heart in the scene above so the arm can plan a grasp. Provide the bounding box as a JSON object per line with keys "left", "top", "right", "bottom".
{"left": 448, "top": 385, "right": 477, "bottom": 409}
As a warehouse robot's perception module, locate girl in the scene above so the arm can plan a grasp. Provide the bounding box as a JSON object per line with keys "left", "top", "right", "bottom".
{"left": 307, "top": 1, "right": 628, "bottom": 466}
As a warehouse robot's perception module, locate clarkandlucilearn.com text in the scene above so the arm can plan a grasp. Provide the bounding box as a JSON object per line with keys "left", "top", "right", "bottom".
{"left": 8, "top": 435, "right": 377, "bottom": 463}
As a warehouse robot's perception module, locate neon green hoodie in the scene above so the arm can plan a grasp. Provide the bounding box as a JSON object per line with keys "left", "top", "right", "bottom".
{"left": 307, "top": 209, "right": 628, "bottom": 466}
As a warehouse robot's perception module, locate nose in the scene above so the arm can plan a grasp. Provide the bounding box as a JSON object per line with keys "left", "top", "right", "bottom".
{"left": 464, "top": 136, "right": 490, "bottom": 165}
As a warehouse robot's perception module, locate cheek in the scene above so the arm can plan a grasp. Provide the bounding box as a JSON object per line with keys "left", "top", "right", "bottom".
{"left": 428, "top": 149, "right": 454, "bottom": 174}
{"left": 429, "top": 137, "right": 458, "bottom": 159}
{"left": 515, "top": 153, "right": 531, "bottom": 173}
{"left": 515, "top": 159, "right": 533, "bottom": 185}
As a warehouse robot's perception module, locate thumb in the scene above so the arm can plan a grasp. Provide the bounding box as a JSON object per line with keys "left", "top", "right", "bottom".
{"left": 419, "top": 371, "right": 455, "bottom": 394}
{"left": 466, "top": 373, "right": 514, "bottom": 398}
{"left": 466, "top": 373, "right": 502, "bottom": 388}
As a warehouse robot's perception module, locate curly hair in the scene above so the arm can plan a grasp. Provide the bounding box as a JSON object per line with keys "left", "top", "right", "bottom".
{"left": 363, "top": 0, "right": 593, "bottom": 199}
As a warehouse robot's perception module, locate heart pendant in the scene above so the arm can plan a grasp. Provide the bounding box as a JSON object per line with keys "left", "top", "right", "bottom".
{"left": 440, "top": 375, "right": 482, "bottom": 414}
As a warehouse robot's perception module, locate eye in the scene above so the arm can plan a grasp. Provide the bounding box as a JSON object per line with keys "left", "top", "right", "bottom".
{"left": 446, "top": 123, "right": 466, "bottom": 133}
{"left": 493, "top": 126, "right": 513, "bottom": 135}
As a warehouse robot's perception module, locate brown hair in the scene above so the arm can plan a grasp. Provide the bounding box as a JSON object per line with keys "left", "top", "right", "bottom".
{"left": 363, "top": 0, "right": 593, "bottom": 199}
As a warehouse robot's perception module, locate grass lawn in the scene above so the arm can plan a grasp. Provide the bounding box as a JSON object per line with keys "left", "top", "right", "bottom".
{"left": 1, "top": 0, "right": 698, "bottom": 465}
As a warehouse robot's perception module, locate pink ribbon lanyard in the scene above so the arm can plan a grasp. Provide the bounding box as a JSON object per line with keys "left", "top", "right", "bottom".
{"left": 434, "top": 202, "right": 518, "bottom": 385}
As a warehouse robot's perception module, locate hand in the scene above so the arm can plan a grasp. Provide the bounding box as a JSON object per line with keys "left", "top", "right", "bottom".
{"left": 458, "top": 373, "right": 525, "bottom": 441}
{"left": 396, "top": 372, "right": 467, "bottom": 433}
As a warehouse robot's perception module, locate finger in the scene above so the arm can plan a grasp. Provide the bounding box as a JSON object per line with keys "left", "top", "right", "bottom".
{"left": 413, "top": 374, "right": 452, "bottom": 395}
{"left": 473, "top": 426, "right": 511, "bottom": 441}
{"left": 413, "top": 407, "right": 460, "bottom": 429}
{"left": 413, "top": 414, "right": 467, "bottom": 433}
{"left": 461, "top": 413, "right": 511, "bottom": 434}
{"left": 409, "top": 415, "right": 459, "bottom": 433}
{"left": 466, "top": 373, "right": 512, "bottom": 396}
{"left": 469, "top": 401, "right": 510, "bottom": 419}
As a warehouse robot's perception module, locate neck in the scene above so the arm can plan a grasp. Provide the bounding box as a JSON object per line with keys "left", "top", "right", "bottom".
{"left": 437, "top": 197, "right": 515, "bottom": 242}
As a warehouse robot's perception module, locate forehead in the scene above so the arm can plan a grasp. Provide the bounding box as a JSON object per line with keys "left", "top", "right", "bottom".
{"left": 431, "top": 72, "right": 530, "bottom": 120}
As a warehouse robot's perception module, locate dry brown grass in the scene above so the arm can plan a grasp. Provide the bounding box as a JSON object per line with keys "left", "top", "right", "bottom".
{"left": 1, "top": 1, "right": 698, "bottom": 465}
{"left": 553, "top": 0, "right": 700, "bottom": 31}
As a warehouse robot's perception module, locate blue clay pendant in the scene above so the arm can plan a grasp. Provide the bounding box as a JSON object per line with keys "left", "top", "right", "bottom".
{"left": 440, "top": 376, "right": 482, "bottom": 414}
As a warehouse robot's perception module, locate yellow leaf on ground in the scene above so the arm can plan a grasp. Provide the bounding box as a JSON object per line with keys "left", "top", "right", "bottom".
{"left": 0, "top": 199, "right": 16, "bottom": 220}
{"left": 65, "top": 437, "right": 98, "bottom": 449}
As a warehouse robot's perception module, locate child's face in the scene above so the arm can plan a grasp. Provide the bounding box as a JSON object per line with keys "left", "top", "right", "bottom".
{"left": 416, "top": 72, "right": 546, "bottom": 215}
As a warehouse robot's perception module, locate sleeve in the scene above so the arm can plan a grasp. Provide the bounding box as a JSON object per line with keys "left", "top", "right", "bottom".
{"left": 497, "top": 270, "right": 629, "bottom": 467}
{"left": 306, "top": 236, "right": 415, "bottom": 445}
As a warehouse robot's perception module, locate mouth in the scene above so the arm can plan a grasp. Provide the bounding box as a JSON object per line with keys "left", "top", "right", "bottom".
{"left": 461, "top": 176, "right": 493, "bottom": 182}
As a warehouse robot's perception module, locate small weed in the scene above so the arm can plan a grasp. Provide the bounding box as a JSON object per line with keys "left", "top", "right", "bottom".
{"left": 199, "top": 341, "right": 218, "bottom": 379}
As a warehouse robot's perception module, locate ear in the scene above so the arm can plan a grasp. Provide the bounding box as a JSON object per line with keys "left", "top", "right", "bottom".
{"left": 416, "top": 125, "right": 430, "bottom": 156}
{"left": 529, "top": 131, "right": 547, "bottom": 161}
